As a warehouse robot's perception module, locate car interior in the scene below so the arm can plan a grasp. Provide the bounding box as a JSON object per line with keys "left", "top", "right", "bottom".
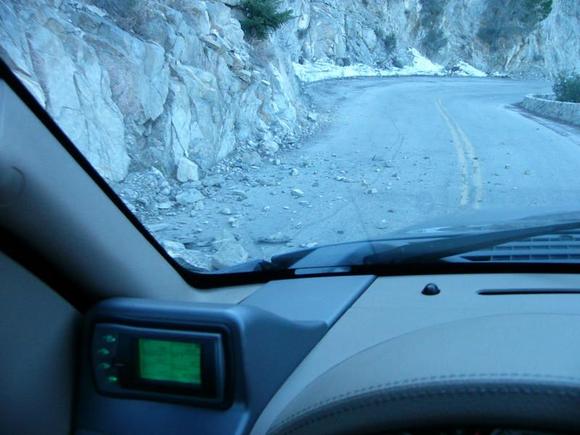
{"left": 2, "top": 55, "right": 580, "bottom": 435}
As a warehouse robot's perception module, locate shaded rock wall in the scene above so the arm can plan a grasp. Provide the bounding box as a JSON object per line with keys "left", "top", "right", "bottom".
{"left": 284, "top": 0, "right": 579, "bottom": 77}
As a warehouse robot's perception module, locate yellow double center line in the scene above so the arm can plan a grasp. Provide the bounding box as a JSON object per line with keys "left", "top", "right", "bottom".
{"left": 436, "top": 99, "right": 483, "bottom": 209}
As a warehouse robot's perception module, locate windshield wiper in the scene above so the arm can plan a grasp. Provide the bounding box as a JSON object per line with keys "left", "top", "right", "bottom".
{"left": 363, "top": 219, "right": 580, "bottom": 265}
{"left": 207, "top": 219, "right": 580, "bottom": 275}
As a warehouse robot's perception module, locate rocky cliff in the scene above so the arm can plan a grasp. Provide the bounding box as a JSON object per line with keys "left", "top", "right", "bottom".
{"left": 0, "top": 0, "right": 578, "bottom": 185}
{"left": 0, "top": 0, "right": 306, "bottom": 182}
{"left": 286, "top": 0, "right": 579, "bottom": 77}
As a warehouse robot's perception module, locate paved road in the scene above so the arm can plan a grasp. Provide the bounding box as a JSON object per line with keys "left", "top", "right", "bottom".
{"left": 153, "top": 77, "right": 580, "bottom": 264}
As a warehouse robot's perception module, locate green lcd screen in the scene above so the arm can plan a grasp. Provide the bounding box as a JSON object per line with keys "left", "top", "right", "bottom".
{"left": 138, "top": 339, "right": 201, "bottom": 385}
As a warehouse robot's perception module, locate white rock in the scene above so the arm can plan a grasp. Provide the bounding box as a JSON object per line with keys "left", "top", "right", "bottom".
{"left": 307, "top": 112, "right": 319, "bottom": 122}
{"left": 261, "top": 140, "right": 280, "bottom": 155}
{"left": 291, "top": 188, "right": 305, "bottom": 198}
{"left": 161, "top": 240, "right": 186, "bottom": 252}
{"left": 176, "top": 189, "right": 204, "bottom": 205}
{"left": 231, "top": 189, "right": 248, "bottom": 201}
{"left": 162, "top": 240, "right": 211, "bottom": 271}
{"left": 376, "top": 219, "right": 389, "bottom": 230}
{"left": 157, "top": 201, "right": 174, "bottom": 210}
{"left": 147, "top": 223, "right": 170, "bottom": 232}
{"left": 177, "top": 158, "right": 200, "bottom": 183}
{"left": 212, "top": 231, "right": 249, "bottom": 269}
{"left": 257, "top": 232, "right": 292, "bottom": 244}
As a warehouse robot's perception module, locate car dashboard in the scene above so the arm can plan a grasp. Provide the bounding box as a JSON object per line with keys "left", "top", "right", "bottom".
{"left": 75, "top": 273, "right": 580, "bottom": 435}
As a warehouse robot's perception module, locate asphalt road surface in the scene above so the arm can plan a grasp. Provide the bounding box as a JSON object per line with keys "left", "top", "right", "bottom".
{"left": 151, "top": 77, "right": 580, "bottom": 265}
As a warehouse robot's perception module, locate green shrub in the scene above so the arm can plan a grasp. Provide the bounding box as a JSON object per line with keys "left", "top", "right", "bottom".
{"left": 239, "top": 0, "right": 293, "bottom": 40}
{"left": 382, "top": 32, "right": 397, "bottom": 53}
{"left": 376, "top": 29, "right": 397, "bottom": 54}
{"left": 553, "top": 73, "right": 580, "bottom": 103}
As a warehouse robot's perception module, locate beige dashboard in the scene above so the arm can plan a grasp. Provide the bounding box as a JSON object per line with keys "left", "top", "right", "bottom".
{"left": 252, "top": 273, "right": 580, "bottom": 434}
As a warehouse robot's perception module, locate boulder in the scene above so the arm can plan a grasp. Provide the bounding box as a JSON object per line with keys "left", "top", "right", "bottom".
{"left": 175, "top": 188, "right": 205, "bottom": 205}
{"left": 177, "top": 158, "right": 200, "bottom": 183}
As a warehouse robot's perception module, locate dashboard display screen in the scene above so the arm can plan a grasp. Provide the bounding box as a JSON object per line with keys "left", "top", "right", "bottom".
{"left": 138, "top": 339, "right": 201, "bottom": 385}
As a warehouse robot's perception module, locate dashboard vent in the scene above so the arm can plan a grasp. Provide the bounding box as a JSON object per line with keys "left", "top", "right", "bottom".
{"left": 450, "top": 231, "right": 580, "bottom": 263}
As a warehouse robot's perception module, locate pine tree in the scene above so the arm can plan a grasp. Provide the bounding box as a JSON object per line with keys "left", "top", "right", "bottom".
{"left": 239, "top": 0, "right": 293, "bottom": 40}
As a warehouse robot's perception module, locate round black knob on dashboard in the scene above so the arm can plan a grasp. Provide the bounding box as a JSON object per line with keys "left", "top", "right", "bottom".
{"left": 422, "top": 283, "right": 441, "bottom": 296}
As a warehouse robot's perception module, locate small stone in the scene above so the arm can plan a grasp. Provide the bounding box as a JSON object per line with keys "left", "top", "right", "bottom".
{"left": 161, "top": 239, "right": 185, "bottom": 251}
{"left": 220, "top": 207, "right": 233, "bottom": 215}
{"left": 289, "top": 168, "right": 299, "bottom": 176}
{"left": 261, "top": 140, "right": 279, "bottom": 155}
{"left": 505, "top": 164, "right": 511, "bottom": 169}
{"left": 263, "top": 206, "right": 271, "bottom": 212}
{"left": 176, "top": 189, "right": 204, "bottom": 205}
{"left": 257, "top": 232, "right": 292, "bottom": 244}
{"left": 291, "top": 188, "right": 305, "bottom": 198}
{"left": 157, "top": 201, "right": 174, "bottom": 210}
{"left": 231, "top": 189, "right": 248, "bottom": 201}
{"left": 366, "top": 188, "right": 379, "bottom": 195}
{"left": 300, "top": 242, "right": 318, "bottom": 249}
{"left": 147, "top": 223, "right": 170, "bottom": 232}
{"left": 376, "top": 219, "right": 389, "bottom": 229}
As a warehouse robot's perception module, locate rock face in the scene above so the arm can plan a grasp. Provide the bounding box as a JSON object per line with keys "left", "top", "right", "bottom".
{"left": 0, "top": 0, "right": 304, "bottom": 181}
{"left": 0, "top": 0, "right": 577, "bottom": 184}
{"left": 283, "top": 0, "right": 579, "bottom": 77}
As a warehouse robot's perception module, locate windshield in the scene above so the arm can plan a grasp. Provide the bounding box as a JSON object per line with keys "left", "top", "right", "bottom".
{"left": 2, "top": 0, "right": 579, "bottom": 273}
